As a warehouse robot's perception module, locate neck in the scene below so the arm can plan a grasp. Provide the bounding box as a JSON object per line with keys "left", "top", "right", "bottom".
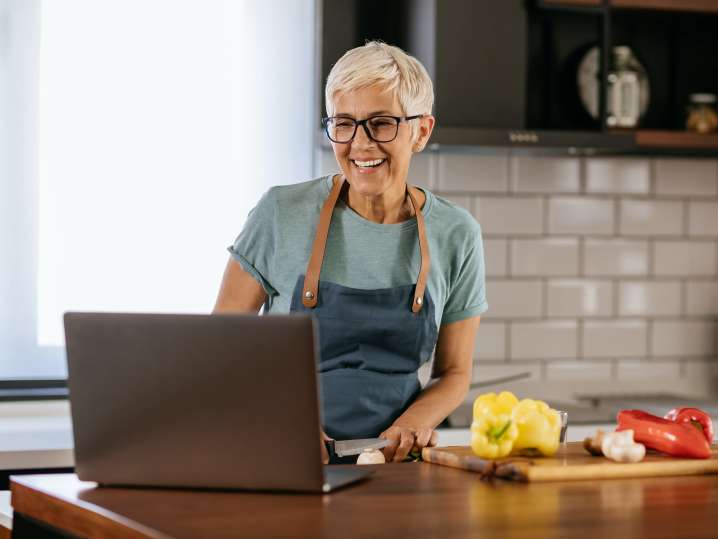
{"left": 344, "top": 181, "right": 423, "bottom": 224}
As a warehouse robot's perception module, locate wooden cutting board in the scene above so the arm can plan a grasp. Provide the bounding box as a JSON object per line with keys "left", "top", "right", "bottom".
{"left": 422, "top": 442, "right": 718, "bottom": 482}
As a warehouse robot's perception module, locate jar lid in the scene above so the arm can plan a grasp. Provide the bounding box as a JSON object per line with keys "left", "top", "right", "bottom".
{"left": 689, "top": 93, "right": 717, "bottom": 104}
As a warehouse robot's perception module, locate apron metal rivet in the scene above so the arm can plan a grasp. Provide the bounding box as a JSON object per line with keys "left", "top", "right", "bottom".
{"left": 304, "top": 291, "right": 315, "bottom": 300}
{"left": 415, "top": 297, "right": 423, "bottom": 305}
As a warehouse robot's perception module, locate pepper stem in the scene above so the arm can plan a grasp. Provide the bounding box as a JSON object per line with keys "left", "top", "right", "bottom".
{"left": 489, "top": 420, "right": 512, "bottom": 441}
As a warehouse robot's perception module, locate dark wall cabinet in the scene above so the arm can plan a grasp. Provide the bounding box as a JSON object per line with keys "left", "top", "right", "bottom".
{"left": 320, "top": 0, "right": 718, "bottom": 154}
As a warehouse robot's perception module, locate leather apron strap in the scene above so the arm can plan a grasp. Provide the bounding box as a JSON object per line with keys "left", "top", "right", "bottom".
{"left": 301, "top": 175, "right": 431, "bottom": 313}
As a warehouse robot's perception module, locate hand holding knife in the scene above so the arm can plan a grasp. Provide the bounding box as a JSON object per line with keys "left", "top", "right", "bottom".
{"left": 324, "top": 438, "right": 389, "bottom": 463}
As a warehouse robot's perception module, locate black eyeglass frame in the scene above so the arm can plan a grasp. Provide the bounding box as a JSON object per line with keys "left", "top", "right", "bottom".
{"left": 321, "top": 114, "right": 425, "bottom": 143}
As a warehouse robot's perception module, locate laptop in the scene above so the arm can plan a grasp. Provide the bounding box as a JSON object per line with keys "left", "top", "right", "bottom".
{"left": 63, "top": 312, "right": 372, "bottom": 493}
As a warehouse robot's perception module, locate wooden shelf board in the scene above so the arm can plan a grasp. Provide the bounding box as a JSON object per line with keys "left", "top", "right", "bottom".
{"left": 611, "top": 0, "right": 718, "bottom": 13}
{"left": 541, "top": 0, "right": 602, "bottom": 6}
{"left": 633, "top": 129, "right": 718, "bottom": 148}
{"left": 542, "top": 0, "right": 718, "bottom": 12}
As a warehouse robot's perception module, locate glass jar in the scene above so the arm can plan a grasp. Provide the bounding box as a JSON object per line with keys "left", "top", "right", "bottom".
{"left": 686, "top": 93, "right": 718, "bottom": 134}
{"left": 606, "top": 46, "right": 649, "bottom": 129}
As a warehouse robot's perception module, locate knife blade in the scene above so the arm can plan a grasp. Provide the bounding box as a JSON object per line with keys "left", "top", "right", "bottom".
{"left": 333, "top": 437, "right": 389, "bottom": 457}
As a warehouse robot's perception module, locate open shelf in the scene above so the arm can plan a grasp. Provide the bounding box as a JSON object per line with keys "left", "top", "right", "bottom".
{"left": 321, "top": 0, "right": 718, "bottom": 155}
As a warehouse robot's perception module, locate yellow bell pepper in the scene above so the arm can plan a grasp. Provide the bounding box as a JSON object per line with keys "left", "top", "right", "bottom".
{"left": 511, "top": 398, "right": 562, "bottom": 457}
{"left": 471, "top": 413, "right": 519, "bottom": 459}
{"left": 473, "top": 391, "right": 519, "bottom": 417}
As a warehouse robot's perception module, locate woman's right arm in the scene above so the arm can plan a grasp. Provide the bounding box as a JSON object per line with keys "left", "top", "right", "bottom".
{"left": 213, "top": 257, "right": 268, "bottom": 314}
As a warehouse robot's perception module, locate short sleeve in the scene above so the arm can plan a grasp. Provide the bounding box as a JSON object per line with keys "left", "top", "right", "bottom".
{"left": 226, "top": 188, "right": 278, "bottom": 296}
{"left": 441, "top": 222, "right": 488, "bottom": 325}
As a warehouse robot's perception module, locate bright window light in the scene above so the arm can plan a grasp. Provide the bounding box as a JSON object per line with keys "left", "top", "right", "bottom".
{"left": 35, "top": 0, "right": 314, "bottom": 349}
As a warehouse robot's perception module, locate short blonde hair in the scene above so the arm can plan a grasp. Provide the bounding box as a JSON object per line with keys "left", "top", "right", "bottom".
{"left": 325, "top": 41, "right": 434, "bottom": 142}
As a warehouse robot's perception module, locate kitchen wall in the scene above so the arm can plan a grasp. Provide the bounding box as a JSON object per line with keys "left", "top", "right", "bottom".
{"left": 315, "top": 148, "right": 718, "bottom": 406}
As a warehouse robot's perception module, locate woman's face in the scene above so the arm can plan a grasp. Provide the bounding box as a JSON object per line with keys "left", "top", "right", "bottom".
{"left": 330, "top": 84, "right": 434, "bottom": 199}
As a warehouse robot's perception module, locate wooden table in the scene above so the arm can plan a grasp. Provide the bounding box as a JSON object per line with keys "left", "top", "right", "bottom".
{"left": 10, "top": 464, "right": 718, "bottom": 539}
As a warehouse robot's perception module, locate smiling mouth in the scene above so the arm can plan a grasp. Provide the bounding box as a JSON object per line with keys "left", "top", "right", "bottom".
{"left": 351, "top": 158, "right": 386, "bottom": 169}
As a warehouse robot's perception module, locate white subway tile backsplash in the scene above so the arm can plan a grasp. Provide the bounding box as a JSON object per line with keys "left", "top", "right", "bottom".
{"left": 510, "top": 321, "right": 578, "bottom": 359}
{"left": 618, "top": 281, "right": 682, "bottom": 317}
{"left": 655, "top": 159, "right": 718, "bottom": 197}
{"left": 585, "top": 158, "right": 651, "bottom": 195}
{"left": 619, "top": 200, "right": 683, "bottom": 237}
{"left": 545, "top": 360, "right": 612, "bottom": 381}
{"left": 471, "top": 363, "right": 542, "bottom": 386}
{"left": 584, "top": 239, "right": 649, "bottom": 276}
{"left": 582, "top": 320, "right": 648, "bottom": 357}
{"left": 474, "top": 322, "right": 506, "bottom": 360}
{"left": 547, "top": 280, "right": 614, "bottom": 317}
{"left": 688, "top": 201, "right": 718, "bottom": 237}
{"left": 548, "top": 197, "right": 615, "bottom": 235}
{"left": 475, "top": 197, "right": 544, "bottom": 235}
{"left": 652, "top": 321, "right": 716, "bottom": 357}
{"left": 616, "top": 359, "right": 681, "bottom": 380}
{"left": 315, "top": 147, "right": 718, "bottom": 393}
{"left": 442, "top": 194, "right": 472, "bottom": 212}
{"left": 511, "top": 156, "right": 580, "bottom": 194}
{"left": 654, "top": 241, "right": 717, "bottom": 276}
{"left": 682, "top": 361, "right": 718, "bottom": 393}
{"left": 408, "top": 151, "right": 434, "bottom": 189}
{"left": 511, "top": 238, "right": 579, "bottom": 276}
{"left": 484, "top": 280, "right": 543, "bottom": 318}
{"left": 685, "top": 281, "right": 718, "bottom": 316}
{"left": 438, "top": 152, "right": 508, "bottom": 192}
{"left": 316, "top": 149, "right": 339, "bottom": 176}
{"left": 484, "top": 239, "right": 508, "bottom": 277}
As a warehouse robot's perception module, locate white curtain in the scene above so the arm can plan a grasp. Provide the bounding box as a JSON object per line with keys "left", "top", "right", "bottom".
{"left": 0, "top": 0, "right": 316, "bottom": 378}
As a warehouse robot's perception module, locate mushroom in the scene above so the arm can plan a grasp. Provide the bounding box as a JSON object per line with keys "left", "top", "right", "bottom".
{"left": 356, "top": 449, "right": 386, "bottom": 465}
{"left": 600, "top": 429, "right": 646, "bottom": 463}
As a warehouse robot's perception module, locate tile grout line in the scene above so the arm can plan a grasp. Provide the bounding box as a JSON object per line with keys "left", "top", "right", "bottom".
{"left": 505, "top": 321, "right": 512, "bottom": 363}
{"left": 646, "top": 315, "right": 654, "bottom": 359}
{"left": 542, "top": 196, "right": 549, "bottom": 237}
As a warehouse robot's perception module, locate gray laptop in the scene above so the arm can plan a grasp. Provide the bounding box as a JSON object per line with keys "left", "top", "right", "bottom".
{"left": 64, "top": 312, "right": 371, "bottom": 493}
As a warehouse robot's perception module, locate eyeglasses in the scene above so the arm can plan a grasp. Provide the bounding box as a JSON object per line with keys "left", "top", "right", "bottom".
{"left": 322, "top": 114, "right": 424, "bottom": 143}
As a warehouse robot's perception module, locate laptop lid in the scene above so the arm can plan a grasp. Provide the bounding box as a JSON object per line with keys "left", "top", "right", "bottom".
{"left": 64, "top": 312, "right": 340, "bottom": 492}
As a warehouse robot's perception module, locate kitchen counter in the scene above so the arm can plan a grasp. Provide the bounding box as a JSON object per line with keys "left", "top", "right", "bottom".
{"left": 11, "top": 465, "right": 718, "bottom": 539}
{"left": 0, "top": 397, "right": 610, "bottom": 471}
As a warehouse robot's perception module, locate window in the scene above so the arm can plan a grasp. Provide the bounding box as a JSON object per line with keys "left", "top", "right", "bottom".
{"left": 1, "top": 0, "right": 315, "bottom": 379}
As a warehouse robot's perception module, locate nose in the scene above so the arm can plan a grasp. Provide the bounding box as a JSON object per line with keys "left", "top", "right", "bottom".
{"left": 351, "top": 122, "right": 376, "bottom": 148}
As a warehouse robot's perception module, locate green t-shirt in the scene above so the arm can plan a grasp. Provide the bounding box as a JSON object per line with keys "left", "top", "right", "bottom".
{"left": 228, "top": 176, "right": 488, "bottom": 327}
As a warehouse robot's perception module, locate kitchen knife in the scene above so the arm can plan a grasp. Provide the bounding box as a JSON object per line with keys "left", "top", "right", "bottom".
{"left": 326, "top": 437, "right": 389, "bottom": 458}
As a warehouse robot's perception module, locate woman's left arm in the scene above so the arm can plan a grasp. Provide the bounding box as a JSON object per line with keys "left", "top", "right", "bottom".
{"left": 380, "top": 316, "right": 481, "bottom": 462}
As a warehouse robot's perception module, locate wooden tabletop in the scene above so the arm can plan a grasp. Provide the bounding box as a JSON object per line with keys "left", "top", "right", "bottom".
{"left": 11, "top": 464, "right": 718, "bottom": 539}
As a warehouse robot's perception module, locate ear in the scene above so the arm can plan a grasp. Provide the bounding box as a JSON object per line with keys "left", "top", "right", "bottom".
{"left": 413, "top": 115, "right": 435, "bottom": 152}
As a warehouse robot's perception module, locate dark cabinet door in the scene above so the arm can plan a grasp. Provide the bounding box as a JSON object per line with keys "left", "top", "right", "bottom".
{"left": 435, "top": 0, "right": 528, "bottom": 128}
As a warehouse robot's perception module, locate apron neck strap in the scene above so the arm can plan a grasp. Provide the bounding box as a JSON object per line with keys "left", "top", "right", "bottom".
{"left": 301, "top": 175, "right": 431, "bottom": 313}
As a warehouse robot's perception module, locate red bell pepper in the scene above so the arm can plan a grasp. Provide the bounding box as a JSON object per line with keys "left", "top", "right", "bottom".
{"left": 664, "top": 407, "right": 714, "bottom": 444}
{"left": 616, "top": 409, "right": 711, "bottom": 459}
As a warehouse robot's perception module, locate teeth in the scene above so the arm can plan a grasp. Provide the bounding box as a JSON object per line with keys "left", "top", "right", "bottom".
{"left": 354, "top": 159, "right": 385, "bottom": 167}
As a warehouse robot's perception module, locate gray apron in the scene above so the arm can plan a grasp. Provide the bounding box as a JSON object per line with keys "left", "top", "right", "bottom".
{"left": 289, "top": 175, "right": 439, "bottom": 440}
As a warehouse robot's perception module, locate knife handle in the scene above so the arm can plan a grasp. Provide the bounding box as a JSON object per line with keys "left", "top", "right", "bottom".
{"left": 324, "top": 439, "right": 339, "bottom": 464}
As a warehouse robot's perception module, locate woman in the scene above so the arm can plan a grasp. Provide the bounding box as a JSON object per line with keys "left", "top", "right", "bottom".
{"left": 214, "top": 41, "right": 487, "bottom": 463}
